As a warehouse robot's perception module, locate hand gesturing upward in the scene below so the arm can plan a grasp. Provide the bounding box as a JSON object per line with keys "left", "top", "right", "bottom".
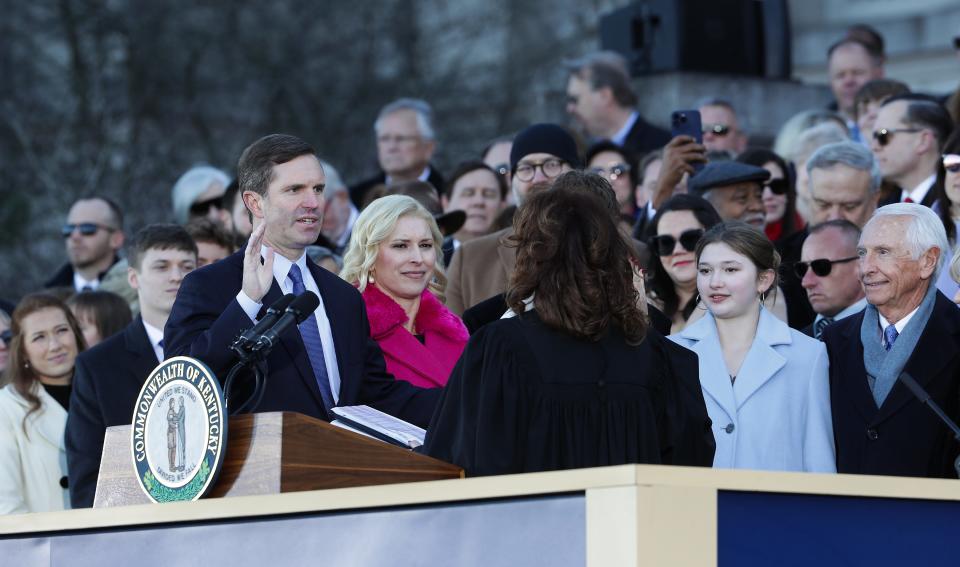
{"left": 242, "top": 223, "right": 275, "bottom": 304}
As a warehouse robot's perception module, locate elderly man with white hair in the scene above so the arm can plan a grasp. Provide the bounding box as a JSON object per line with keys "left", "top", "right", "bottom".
{"left": 823, "top": 203, "right": 960, "bottom": 478}
{"left": 349, "top": 98, "right": 445, "bottom": 207}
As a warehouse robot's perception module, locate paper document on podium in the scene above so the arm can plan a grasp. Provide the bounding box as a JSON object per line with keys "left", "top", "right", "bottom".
{"left": 331, "top": 405, "right": 426, "bottom": 449}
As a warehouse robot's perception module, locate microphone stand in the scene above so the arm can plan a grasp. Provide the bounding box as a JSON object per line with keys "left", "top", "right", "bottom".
{"left": 898, "top": 372, "right": 960, "bottom": 479}
{"left": 224, "top": 337, "right": 269, "bottom": 416}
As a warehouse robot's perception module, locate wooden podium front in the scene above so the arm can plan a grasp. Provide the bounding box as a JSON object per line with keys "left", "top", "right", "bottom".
{"left": 93, "top": 411, "right": 462, "bottom": 507}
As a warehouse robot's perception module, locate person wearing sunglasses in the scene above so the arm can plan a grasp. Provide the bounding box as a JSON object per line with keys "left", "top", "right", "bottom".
{"left": 871, "top": 95, "right": 953, "bottom": 208}
{"left": 586, "top": 140, "right": 639, "bottom": 219}
{"left": 698, "top": 98, "right": 748, "bottom": 155}
{"left": 737, "top": 148, "right": 802, "bottom": 246}
{"left": 798, "top": 221, "right": 867, "bottom": 340}
{"left": 647, "top": 195, "right": 722, "bottom": 334}
{"left": 170, "top": 165, "right": 231, "bottom": 226}
{"left": 45, "top": 196, "right": 125, "bottom": 293}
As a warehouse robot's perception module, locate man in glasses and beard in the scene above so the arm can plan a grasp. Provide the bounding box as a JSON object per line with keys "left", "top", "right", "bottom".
{"left": 798, "top": 220, "right": 867, "bottom": 339}
{"left": 45, "top": 196, "right": 125, "bottom": 293}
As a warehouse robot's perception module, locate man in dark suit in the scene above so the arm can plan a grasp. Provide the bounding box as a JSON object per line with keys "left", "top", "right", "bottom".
{"left": 165, "top": 134, "right": 439, "bottom": 429}
{"left": 798, "top": 220, "right": 867, "bottom": 339}
{"left": 46, "top": 196, "right": 125, "bottom": 292}
{"left": 823, "top": 203, "right": 960, "bottom": 478}
{"left": 565, "top": 51, "right": 669, "bottom": 157}
{"left": 66, "top": 224, "right": 198, "bottom": 507}
{"left": 871, "top": 95, "right": 952, "bottom": 207}
{"left": 348, "top": 98, "right": 445, "bottom": 208}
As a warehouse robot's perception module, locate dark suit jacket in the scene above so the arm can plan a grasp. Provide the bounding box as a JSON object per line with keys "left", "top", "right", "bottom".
{"left": 622, "top": 115, "right": 671, "bottom": 158}
{"left": 66, "top": 317, "right": 159, "bottom": 507}
{"left": 348, "top": 166, "right": 446, "bottom": 209}
{"left": 164, "top": 251, "right": 440, "bottom": 428}
{"left": 823, "top": 291, "right": 960, "bottom": 478}
{"left": 877, "top": 180, "right": 940, "bottom": 208}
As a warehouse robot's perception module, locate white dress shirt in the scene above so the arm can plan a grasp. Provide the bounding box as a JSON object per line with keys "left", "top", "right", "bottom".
{"left": 235, "top": 248, "right": 341, "bottom": 402}
{"left": 142, "top": 320, "right": 165, "bottom": 363}
{"left": 902, "top": 173, "right": 936, "bottom": 204}
{"left": 73, "top": 273, "right": 100, "bottom": 292}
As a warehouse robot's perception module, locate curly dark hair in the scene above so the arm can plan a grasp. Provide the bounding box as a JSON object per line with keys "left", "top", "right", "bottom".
{"left": 506, "top": 173, "right": 647, "bottom": 344}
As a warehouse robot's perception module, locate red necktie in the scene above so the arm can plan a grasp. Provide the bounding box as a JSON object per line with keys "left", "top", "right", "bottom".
{"left": 904, "top": 197, "right": 914, "bottom": 203}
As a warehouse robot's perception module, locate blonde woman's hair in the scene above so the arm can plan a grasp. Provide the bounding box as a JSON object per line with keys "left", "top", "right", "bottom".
{"left": 339, "top": 195, "right": 447, "bottom": 300}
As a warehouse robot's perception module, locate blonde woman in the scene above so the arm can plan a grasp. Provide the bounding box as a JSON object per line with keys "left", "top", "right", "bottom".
{"left": 341, "top": 195, "right": 468, "bottom": 388}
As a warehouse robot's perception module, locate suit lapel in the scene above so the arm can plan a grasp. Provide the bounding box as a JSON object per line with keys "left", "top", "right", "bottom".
{"left": 309, "top": 262, "right": 349, "bottom": 397}
{"left": 835, "top": 312, "right": 881, "bottom": 420}
{"left": 124, "top": 317, "right": 159, "bottom": 387}
{"left": 679, "top": 314, "right": 737, "bottom": 422}
{"left": 731, "top": 310, "right": 788, "bottom": 409}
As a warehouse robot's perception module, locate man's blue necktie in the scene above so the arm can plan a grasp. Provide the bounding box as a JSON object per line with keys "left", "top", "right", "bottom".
{"left": 288, "top": 264, "right": 335, "bottom": 413}
{"left": 883, "top": 324, "right": 899, "bottom": 352}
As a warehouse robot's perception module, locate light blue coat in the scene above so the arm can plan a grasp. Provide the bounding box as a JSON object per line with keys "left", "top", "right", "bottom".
{"left": 669, "top": 308, "right": 836, "bottom": 473}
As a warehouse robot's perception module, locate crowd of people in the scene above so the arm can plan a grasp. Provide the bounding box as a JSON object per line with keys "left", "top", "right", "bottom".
{"left": 3, "top": 23, "right": 960, "bottom": 515}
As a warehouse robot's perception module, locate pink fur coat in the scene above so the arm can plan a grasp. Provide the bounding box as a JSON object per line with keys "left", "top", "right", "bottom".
{"left": 362, "top": 284, "right": 469, "bottom": 388}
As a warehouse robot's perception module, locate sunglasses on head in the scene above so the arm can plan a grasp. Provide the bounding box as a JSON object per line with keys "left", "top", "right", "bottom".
{"left": 703, "top": 124, "right": 730, "bottom": 136}
{"left": 765, "top": 178, "right": 788, "bottom": 195}
{"left": 943, "top": 154, "right": 960, "bottom": 173}
{"left": 61, "top": 223, "right": 115, "bottom": 238}
{"left": 189, "top": 196, "right": 224, "bottom": 217}
{"left": 650, "top": 228, "right": 704, "bottom": 257}
{"left": 793, "top": 256, "right": 858, "bottom": 278}
{"left": 0, "top": 329, "right": 11, "bottom": 346}
{"left": 872, "top": 127, "right": 922, "bottom": 147}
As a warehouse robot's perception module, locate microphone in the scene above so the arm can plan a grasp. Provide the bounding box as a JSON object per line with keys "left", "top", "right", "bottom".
{"left": 253, "top": 292, "right": 320, "bottom": 354}
{"left": 898, "top": 372, "right": 960, "bottom": 478}
{"left": 231, "top": 294, "right": 296, "bottom": 354}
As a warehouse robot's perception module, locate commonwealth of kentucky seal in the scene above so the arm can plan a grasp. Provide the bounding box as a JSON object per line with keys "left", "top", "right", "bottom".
{"left": 131, "top": 356, "right": 227, "bottom": 503}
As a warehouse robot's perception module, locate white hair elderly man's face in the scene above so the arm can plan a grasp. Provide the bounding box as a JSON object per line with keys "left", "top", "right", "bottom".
{"left": 857, "top": 214, "right": 939, "bottom": 323}
{"left": 376, "top": 109, "right": 435, "bottom": 179}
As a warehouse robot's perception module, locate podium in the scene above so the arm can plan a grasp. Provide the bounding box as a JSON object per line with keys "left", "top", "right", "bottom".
{"left": 93, "top": 411, "right": 462, "bottom": 507}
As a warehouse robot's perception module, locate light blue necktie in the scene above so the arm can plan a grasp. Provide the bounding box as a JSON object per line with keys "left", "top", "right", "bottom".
{"left": 883, "top": 324, "right": 899, "bottom": 352}
{"left": 288, "top": 264, "right": 334, "bottom": 414}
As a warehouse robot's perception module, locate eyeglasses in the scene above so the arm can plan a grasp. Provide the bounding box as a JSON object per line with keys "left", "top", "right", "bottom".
{"left": 765, "top": 178, "right": 788, "bottom": 195}
{"left": 61, "top": 223, "right": 116, "bottom": 238}
{"left": 588, "top": 163, "right": 631, "bottom": 181}
{"left": 703, "top": 124, "right": 730, "bottom": 136}
{"left": 491, "top": 163, "right": 510, "bottom": 177}
{"left": 872, "top": 128, "right": 922, "bottom": 147}
{"left": 943, "top": 154, "right": 960, "bottom": 173}
{"left": 0, "top": 330, "right": 10, "bottom": 346}
{"left": 376, "top": 134, "right": 421, "bottom": 145}
{"left": 649, "top": 228, "right": 704, "bottom": 257}
{"left": 793, "top": 256, "right": 858, "bottom": 278}
{"left": 189, "top": 196, "right": 224, "bottom": 217}
{"left": 514, "top": 158, "right": 566, "bottom": 182}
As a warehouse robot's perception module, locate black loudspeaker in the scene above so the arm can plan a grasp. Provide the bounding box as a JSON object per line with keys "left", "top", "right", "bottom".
{"left": 598, "top": 0, "right": 791, "bottom": 79}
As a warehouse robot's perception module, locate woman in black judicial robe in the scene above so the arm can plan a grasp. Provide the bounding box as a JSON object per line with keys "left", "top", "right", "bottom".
{"left": 422, "top": 173, "right": 715, "bottom": 476}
